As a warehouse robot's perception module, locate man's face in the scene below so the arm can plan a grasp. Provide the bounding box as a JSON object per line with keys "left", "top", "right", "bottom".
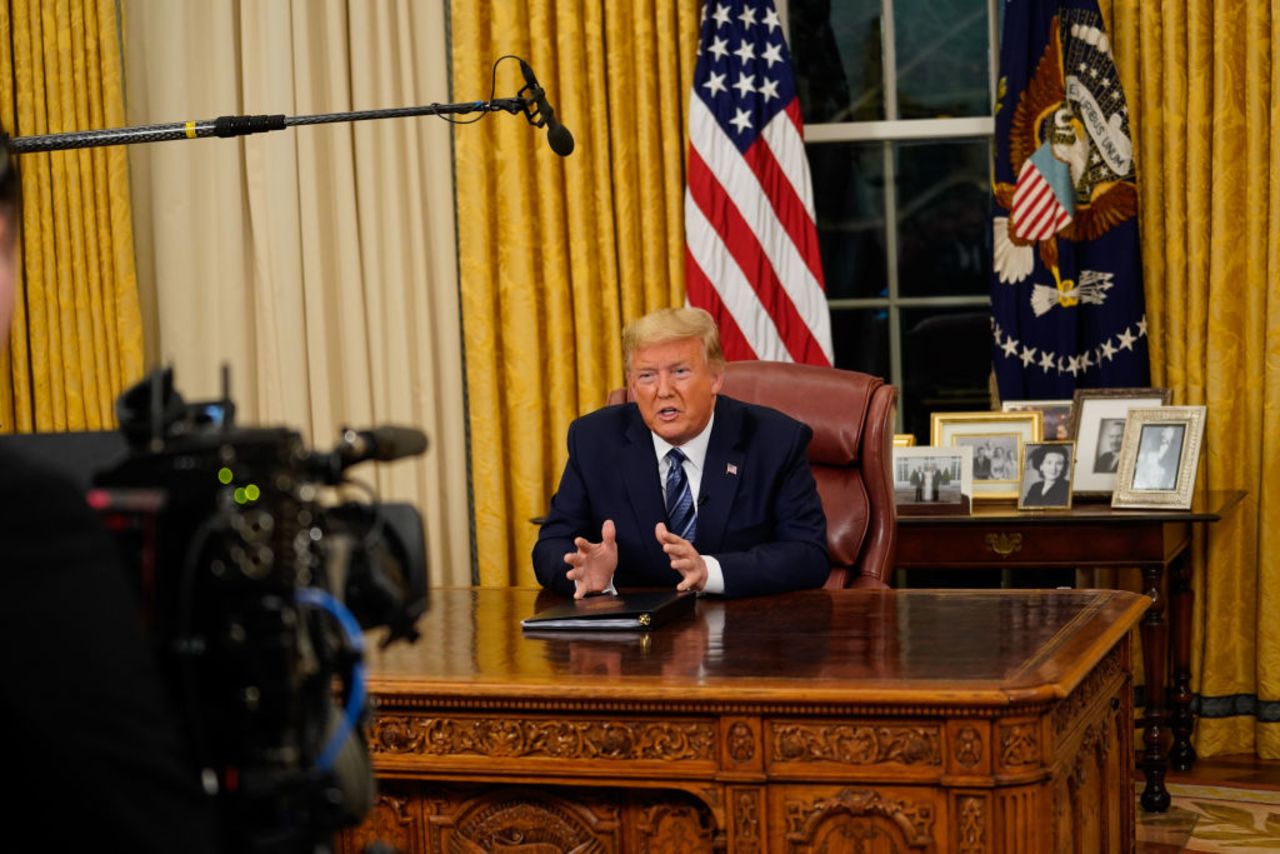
{"left": 627, "top": 337, "right": 723, "bottom": 446}
{"left": 1103, "top": 422, "right": 1124, "bottom": 452}
{"left": 0, "top": 217, "right": 13, "bottom": 347}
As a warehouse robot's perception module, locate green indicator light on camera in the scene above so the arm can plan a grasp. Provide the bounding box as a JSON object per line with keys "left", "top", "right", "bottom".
{"left": 245, "top": 484, "right": 261, "bottom": 502}
{"left": 217, "top": 467, "right": 234, "bottom": 485}
{"left": 233, "top": 487, "right": 248, "bottom": 505}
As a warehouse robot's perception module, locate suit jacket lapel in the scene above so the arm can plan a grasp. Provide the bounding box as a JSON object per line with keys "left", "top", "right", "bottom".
{"left": 697, "top": 396, "right": 745, "bottom": 552}
{"left": 619, "top": 408, "right": 669, "bottom": 571}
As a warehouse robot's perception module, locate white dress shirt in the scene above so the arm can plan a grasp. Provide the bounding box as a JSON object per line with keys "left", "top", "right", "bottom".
{"left": 649, "top": 414, "right": 725, "bottom": 595}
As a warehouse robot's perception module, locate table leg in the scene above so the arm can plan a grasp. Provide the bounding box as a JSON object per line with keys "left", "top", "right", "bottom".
{"left": 1139, "top": 564, "right": 1170, "bottom": 812}
{"left": 1169, "top": 551, "right": 1197, "bottom": 771}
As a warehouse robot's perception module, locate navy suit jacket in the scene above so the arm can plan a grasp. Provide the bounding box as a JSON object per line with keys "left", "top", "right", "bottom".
{"left": 533, "top": 395, "right": 829, "bottom": 598}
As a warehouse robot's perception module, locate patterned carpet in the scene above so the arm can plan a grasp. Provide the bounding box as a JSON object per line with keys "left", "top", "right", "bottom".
{"left": 1138, "top": 783, "right": 1280, "bottom": 852}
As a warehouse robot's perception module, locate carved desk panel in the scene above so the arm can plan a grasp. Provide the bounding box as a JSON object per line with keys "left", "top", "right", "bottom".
{"left": 339, "top": 587, "right": 1146, "bottom": 854}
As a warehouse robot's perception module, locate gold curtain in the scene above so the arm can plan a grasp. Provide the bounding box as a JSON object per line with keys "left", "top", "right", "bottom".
{"left": 451, "top": 1, "right": 700, "bottom": 587}
{"left": 1100, "top": 0, "right": 1280, "bottom": 757}
{"left": 0, "top": 0, "right": 143, "bottom": 434}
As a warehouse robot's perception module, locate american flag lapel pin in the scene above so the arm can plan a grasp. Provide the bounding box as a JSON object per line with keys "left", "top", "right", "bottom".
{"left": 726, "top": 463, "right": 738, "bottom": 476}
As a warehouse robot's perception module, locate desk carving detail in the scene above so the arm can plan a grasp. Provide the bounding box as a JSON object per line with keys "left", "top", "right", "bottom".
{"left": 371, "top": 714, "right": 717, "bottom": 762}
{"left": 636, "top": 799, "right": 715, "bottom": 852}
{"left": 773, "top": 723, "right": 942, "bottom": 766}
{"left": 984, "top": 532, "right": 1022, "bottom": 558}
{"left": 728, "top": 721, "right": 756, "bottom": 762}
{"left": 953, "top": 726, "right": 983, "bottom": 769}
{"left": 957, "top": 795, "right": 986, "bottom": 853}
{"left": 999, "top": 723, "right": 1040, "bottom": 767}
{"left": 454, "top": 794, "right": 606, "bottom": 853}
{"left": 733, "top": 789, "right": 762, "bottom": 854}
{"left": 785, "top": 788, "right": 935, "bottom": 847}
{"left": 1051, "top": 645, "right": 1123, "bottom": 737}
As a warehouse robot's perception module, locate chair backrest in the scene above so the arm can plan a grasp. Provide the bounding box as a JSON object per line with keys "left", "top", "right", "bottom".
{"left": 606, "top": 361, "right": 897, "bottom": 589}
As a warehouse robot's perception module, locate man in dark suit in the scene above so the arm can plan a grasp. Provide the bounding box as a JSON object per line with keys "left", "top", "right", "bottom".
{"left": 1094, "top": 418, "right": 1125, "bottom": 473}
{"left": 533, "top": 307, "right": 828, "bottom": 599}
{"left": 0, "top": 140, "right": 217, "bottom": 851}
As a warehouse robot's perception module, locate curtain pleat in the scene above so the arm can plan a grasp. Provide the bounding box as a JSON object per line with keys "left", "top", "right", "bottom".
{"left": 123, "top": 0, "right": 473, "bottom": 588}
{"left": 1106, "top": 0, "right": 1280, "bottom": 757}
{"left": 451, "top": 0, "right": 698, "bottom": 587}
{"left": 0, "top": 0, "right": 143, "bottom": 434}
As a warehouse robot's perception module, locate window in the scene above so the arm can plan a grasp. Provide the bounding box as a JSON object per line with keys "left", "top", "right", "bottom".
{"left": 785, "top": 0, "right": 999, "bottom": 439}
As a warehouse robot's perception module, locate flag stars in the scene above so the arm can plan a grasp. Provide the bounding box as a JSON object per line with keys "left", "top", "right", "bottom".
{"left": 1137, "top": 316, "right": 1148, "bottom": 336}
{"left": 1080, "top": 350, "right": 1095, "bottom": 370}
{"left": 758, "top": 77, "right": 780, "bottom": 102}
{"left": 737, "top": 5, "right": 758, "bottom": 27}
{"left": 1066, "top": 355, "right": 1081, "bottom": 376}
{"left": 732, "top": 72, "right": 756, "bottom": 98}
{"left": 708, "top": 36, "right": 729, "bottom": 61}
{"left": 703, "top": 71, "right": 728, "bottom": 97}
{"left": 1020, "top": 346, "right": 1038, "bottom": 367}
{"left": 712, "top": 4, "right": 731, "bottom": 28}
{"left": 1100, "top": 340, "right": 1117, "bottom": 361}
{"left": 1001, "top": 336, "right": 1019, "bottom": 358}
{"left": 733, "top": 40, "right": 757, "bottom": 63}
{"left": 1039, "top": 351, "right": 1057, "bottom": 373}
{"left": 762, "top": 7, "right": 781, "bottom": 32}
{"left": 761, "top": 42, "right": 783, "bottom": 68}
{"left": 1117, "top": 327, "right": 1137, "bottom": 350}
{"left": 728, "top": 108, "right": 753, "bottom": 133}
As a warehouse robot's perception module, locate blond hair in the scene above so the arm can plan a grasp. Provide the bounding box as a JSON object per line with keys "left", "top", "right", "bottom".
{"left": 622, "top": 307, "right": 725, "bottom": 371}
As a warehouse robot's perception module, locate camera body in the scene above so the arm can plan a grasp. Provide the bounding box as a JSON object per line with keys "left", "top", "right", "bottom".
{"left": 92, "top": 369, "right": 428, "bottom": 852}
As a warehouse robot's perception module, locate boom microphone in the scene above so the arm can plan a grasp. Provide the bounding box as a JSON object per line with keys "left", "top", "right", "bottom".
{"left": 337, "top": 426, "right": 429, "bottom": 464}
{"left": 517, "top": 60, "right": 575, "bottom": 157}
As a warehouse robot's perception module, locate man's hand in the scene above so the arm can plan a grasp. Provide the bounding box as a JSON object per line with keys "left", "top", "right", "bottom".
{"left": 564, "top": 519, "right": 618, "bottom": 599}
{"left": 655, "top": 522, "right": 707, "bottom": 592}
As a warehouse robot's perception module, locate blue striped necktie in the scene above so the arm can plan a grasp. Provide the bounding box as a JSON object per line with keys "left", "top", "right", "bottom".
{"left": 665, "top": 448, "right": 697, "bottom": 542}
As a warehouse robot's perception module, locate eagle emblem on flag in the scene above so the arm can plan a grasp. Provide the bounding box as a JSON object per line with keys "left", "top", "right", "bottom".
{"left": 990, "top": 1, "right": 1149, "bottom": 399}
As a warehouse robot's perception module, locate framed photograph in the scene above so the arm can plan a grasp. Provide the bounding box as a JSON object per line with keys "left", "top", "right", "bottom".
{"left": 1017, "top": 442, "right": 1076, "bottom": 511}
{"left": 1002, "top": 399, "right": 1073, "bottom": 440}
{"left": 1112, "top": 407, "right": 1206, "bottom": 509}
{"left": 893, "top": 434, "right": 917, "bottom": 448}
{"left": 892, "top": 446, "right": 973, "bottom": 516}
{"left": 1068, "top": 388, "right": 1172, "bottom": 498}
{"left": 931, "top": 412, "right": 1042, "bottom": 501}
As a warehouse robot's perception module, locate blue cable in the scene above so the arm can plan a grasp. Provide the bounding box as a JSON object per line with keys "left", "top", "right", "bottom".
{"left": 294, "top": 587, "right": 366, "bottom": 773}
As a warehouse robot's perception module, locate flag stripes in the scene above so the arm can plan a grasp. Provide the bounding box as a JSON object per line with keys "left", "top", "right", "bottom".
{"left": 686, "top": 96, "right": 832, "bottom": 363}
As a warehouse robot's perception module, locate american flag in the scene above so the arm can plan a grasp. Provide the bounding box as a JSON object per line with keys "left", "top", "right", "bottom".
{"left": 685, "top": 1, "right": 833, "bottom": 365}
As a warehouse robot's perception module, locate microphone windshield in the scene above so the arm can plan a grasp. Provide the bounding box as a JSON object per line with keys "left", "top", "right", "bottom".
{"left": 548, "top": 124, "right": 575, "bottom": 157}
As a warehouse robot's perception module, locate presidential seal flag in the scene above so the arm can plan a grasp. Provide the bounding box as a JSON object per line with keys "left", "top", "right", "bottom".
{"left": 685, "top": 0, "right": 833, "bottom": 365}
{"left": 991, "top": 0, "right": 1150, "bottom": 399}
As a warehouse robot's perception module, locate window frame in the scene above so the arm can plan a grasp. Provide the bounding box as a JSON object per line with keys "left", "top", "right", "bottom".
{"left": 781, "top": 0, "right": 1001, "bottom": 431}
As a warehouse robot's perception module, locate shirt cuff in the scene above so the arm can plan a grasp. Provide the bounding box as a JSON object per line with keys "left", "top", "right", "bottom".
{"left": 700, "top": 555, "right": 724, "bottom": 596}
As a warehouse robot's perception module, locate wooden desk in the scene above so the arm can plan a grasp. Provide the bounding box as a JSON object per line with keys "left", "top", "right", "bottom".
{"left": 895, "top": 489, "right": 1245, "bottom": 812}
{"left": 340, "top": 588, "right": 1146, "bottom": 853}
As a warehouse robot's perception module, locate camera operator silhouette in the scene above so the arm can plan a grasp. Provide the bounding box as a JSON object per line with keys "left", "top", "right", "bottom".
{"left": 0, "top": 136, "right": 218, "bottom": 850}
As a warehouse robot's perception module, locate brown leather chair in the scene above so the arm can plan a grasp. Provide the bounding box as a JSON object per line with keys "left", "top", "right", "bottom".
{"left": 607, "top": 361, "right": 897, "bottom": 589}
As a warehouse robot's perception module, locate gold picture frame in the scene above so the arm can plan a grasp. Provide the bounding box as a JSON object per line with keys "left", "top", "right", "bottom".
{"left": 1017, "top": 441, "right": 1076, "bottom": 511}
{"left": 1111, "top": 407, "right": 1206, "bottom": 510}
{"left": 930, "top": 411, "right": 1042, "bottom": 501}
{"left": 893, "top": 434, "right": 917, "bottom": 447}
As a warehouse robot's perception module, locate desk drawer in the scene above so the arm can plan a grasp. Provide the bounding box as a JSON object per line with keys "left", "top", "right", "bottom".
{"left": 895, "top": 524, "right": 1167, "bottom": 567}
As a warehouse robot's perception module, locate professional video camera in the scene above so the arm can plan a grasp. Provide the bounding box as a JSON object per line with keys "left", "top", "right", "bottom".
{"left": 90, "top": 367, "right": 429, "bottom": 853}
